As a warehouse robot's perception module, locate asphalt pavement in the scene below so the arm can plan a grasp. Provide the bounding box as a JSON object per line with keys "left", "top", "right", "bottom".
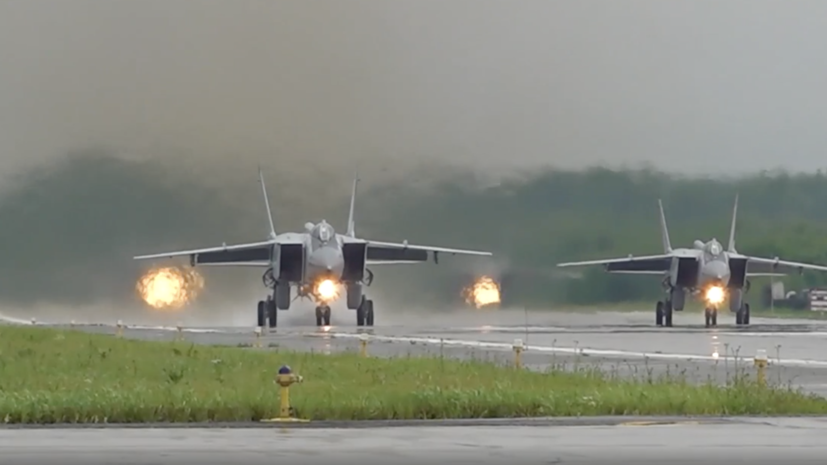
{"left": 2, "top": 417, "right": 827, "bottom": 464}
{"left": 5, "top": 305, "right": 827, "bottom": 462}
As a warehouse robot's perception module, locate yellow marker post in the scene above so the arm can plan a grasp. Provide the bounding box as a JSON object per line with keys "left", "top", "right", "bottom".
{"left": 253, "top": 326, "right": 262, "bottom": 348}
{"left": 261, "top": 365, "right": 308, "bottom": 423}
{"left": 754, "top": 348, "right": 768, "bottom": 387}
{"left": 513, "top": 338, "right": 524, "bottom": 369}
{"left": 359, "top": 333, "right": 368, "bottom": 357}
{"left": 116, "top": 320, "right": 124, "bottom": 338}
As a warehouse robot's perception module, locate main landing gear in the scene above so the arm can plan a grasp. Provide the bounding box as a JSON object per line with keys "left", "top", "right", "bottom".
{"left": 356, "top": 296, "right": 375, "bottom": 327}
{"left": 655, "top": 300, "right": 673, "bottom": 327}
{"left": 257, "top": 297, "right": 277, "bottom": 328}
{"left": 735, "top": 303, "right": 751, "bottom": 326}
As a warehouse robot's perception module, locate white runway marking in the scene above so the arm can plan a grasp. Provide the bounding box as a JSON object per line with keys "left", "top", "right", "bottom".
{"left": 312, "top": 330, "right": 827, "bottom": 368}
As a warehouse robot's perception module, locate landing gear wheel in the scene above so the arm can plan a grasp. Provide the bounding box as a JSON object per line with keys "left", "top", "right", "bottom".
{"left": 314, "top": 306, "right": 324, "bottom": 327}
{"left": 356, "top": 306, "right": 365, "bottom": 327}
{"left": 356, "top": 297, "right": 375, "bottom": 327}
{"left": 322, "top": 306, "right": 331, "bottom": 326}
{"left": 655, "top": 301, "right": 664, "bottom": 326}
{"left": 664, "top": 299, "right": 673, "bottom": 328}
{"left": 364, "top": 300, "right": 374, "bottom": 326}
{"left": 257, "top": 300, "right": 266, "bottom": 327}
{"left": 736, "top": 303, "right": 751, "bottom": 326}
{"left": 267, "top": 300, "right": 277, "bottom": 328}
{"left": 704, "top": 308, "right": 718, "bottom": 328}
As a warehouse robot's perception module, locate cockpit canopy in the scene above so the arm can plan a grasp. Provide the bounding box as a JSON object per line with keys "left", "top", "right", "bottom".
{"left": 705, "top": 239, "right": 723, "bottom": 257}
{"left": 312, "top": 221, "right": 335, "bottom": 243}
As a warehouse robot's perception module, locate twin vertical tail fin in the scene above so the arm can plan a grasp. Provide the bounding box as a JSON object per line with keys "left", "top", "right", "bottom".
{"left": 657, "top": 199, "right": 673, "bottom": 253}
{"left": 258, "top": 167, "right": 277, "bottom": 240}
{"left": 346, "top": 174, "right": 360, "bottom": 237}
{"left": 727, "top": 193, "right": 739, "bottom": 253}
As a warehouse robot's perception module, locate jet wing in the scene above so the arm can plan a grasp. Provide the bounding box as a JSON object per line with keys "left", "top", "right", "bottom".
{"left": 731, "top": 254, "right": 827, "bottom": 275}
{"left": 363, "top": 239, "right": 492, "bottom": 263}
{"left": 133, "top": 240, "right": 277, "bottom": 266}
{"left": 191, "top": 259, "right": 424, "bottom": 267}
{"left": 557, "top": 253, "right": 674, "bottom": 274}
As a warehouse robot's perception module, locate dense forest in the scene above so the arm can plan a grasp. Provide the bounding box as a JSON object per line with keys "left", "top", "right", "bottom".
{"left": 1, "top": 151, "right": 826, "bottom": 310}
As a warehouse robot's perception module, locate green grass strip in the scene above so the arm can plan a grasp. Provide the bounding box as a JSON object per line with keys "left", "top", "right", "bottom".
{"left": 0, "top": 325, "right": 825, "bottom": 423}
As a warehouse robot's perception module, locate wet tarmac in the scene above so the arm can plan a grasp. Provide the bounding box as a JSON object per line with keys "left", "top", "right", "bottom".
{"left": 22, "top": 307, "right": 827, "bottom": 396}
{"left": 5, "top": 306, "right": 827, "bottom": 462}
{"left": 2, "top": 417, "right": 827, "bottom": 464}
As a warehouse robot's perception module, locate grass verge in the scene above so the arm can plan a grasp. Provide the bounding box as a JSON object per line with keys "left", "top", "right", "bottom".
{"left": 1, "top": 325, "right": 827, "bottom": 423}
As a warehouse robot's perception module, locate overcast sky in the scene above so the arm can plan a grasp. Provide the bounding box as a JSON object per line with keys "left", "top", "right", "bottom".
{"left": 2, "top": 0, "right": 826, "bottom": 183}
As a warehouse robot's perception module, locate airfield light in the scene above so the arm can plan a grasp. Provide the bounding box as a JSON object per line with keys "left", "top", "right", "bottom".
{"left": 136, "top": 266, "right": 204, "bottom": 310}
{"left": 463, "top": 276, "right": 501, "bottom": 308}
{"left": 705, "top": 286, "right": 725, "bottom": 306}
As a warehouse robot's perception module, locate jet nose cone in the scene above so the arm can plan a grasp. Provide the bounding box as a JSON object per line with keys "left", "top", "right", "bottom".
{"left": 704, "top": 261, "right": 730, "bottom": 284}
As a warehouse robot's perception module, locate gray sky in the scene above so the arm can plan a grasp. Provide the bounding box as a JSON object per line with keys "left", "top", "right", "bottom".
{"left": 2, "top": 0, "right": 827, "bottom": 183}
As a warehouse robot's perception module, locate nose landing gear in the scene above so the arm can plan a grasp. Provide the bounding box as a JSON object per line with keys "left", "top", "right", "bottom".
{"left": 655, "top": 300, "right": 673, "bottom": 327}
{"left": 704, "top": 308, "right": 718, "bottom": 328}
{"left": 315, "top": 306, "right": 331, "bottom": 326}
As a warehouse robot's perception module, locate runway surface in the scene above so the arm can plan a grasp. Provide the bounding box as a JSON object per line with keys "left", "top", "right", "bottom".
{"left": 20, "top": 306, "right": 827, "bottom": 396}
{"left": 5, "top": 306, "right": 827, "bottom": 461}
{"left": 2, "top": 417, "right": 827, "bottom": 463}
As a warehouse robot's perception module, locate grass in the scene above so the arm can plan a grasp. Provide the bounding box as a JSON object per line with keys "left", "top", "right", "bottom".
{"left": 1, "top": 326, "right": 827, "bottom": 423}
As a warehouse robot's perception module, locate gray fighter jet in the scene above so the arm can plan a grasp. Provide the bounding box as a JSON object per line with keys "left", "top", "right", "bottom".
{"left": 133, "top": 170, "right": 492, "bottom": 328}
{"left": 556, "top": 195, "right": 827, "bottom": 328}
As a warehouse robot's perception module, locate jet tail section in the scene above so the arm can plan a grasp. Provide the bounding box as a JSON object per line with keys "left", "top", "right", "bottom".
{"left": 727, "top": 193, "right": 739, "bottom": 253}
{"left": 346, "top": 175, "right": 359, "bottom": 237}
{"left": 258, "top": 167, "right": 277, "bottom": 240}
{"left": 657, "top": 199, "right": 672, "bottom": 253}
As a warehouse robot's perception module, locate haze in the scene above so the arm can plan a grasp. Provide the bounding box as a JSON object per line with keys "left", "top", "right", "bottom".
{"left": 1, "top": 0, "right": 827, "bottom": 186}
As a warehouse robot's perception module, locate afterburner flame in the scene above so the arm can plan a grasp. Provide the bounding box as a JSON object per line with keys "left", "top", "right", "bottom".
{"left": 314, "top": 278, "right": 341, "bottom": 304}
{"left": 463, "top": 276, "right": 501, "bottom": 308}
{"left": 705, "top": 285, "right": 725, "bottom": 306}
{"left": 136, "top": 266, "right": 204, "bottom": 310}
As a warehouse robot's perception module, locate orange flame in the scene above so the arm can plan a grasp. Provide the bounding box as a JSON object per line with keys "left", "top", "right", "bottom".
{"left": 136, "top": 266, "right": 204, "bottom": 310}
{"left": 463, "top": 275, "right": 501, "bottom": 308}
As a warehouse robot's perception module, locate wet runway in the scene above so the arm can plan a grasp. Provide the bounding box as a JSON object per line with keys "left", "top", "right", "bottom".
{"left": 13, "top": 307, "right": 827, "bottom": 396}
{"left": 5, "top": 307, "right": 827, "bottom": 460}
{"left": 2, "top": 417, "right": 827, "bottom": 464}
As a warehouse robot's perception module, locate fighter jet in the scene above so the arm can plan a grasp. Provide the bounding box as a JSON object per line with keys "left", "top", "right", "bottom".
{"left": 556, "top": 195, "right": 827, "bottom": 328}
{"left": 133, "top": 170, "right": 493, "bottom": 328}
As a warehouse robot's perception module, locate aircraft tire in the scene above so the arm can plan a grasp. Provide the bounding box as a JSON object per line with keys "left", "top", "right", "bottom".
{"left": 742, "top": 303, "right": 750, "bottom": 325}
{"left": 704, "top": 309, "right": 711, "bottom": 328}
{"left": 365, "top": 300, "right": 375, "bottom": 327}
{"left": 664, "top": 300, "right": 673, "bottom": 327}
{"left": 322, "top": 306, "right": 331, "bottom": 326}
{"left": 655, "top": 301, "right": 664, "bottom": 326}
{"left": 711, "top": 310, "right": 718, "bottom": 326}
{"left": 356, "top": 307, "right": 365, "bottom": 326}
{"left": 314, "top": 306, "right": 324, "bottom": 327}
{"left": 257, "top": 301, "right": 266, "bottom": 328}
{"left": 268, "top": 300, "right": 277, "bottom": 328}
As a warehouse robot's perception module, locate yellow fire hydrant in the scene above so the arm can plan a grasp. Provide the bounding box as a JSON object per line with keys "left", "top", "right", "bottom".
{"left": 261, "top": 365, "right": 308, "bottom": 423}
{"left": 359, "top": 333, "right": 369, "bottom": 357}
{"left": 754, "top": 348, "right": 768, "bottom": 387}
{"left": 513, "top": 338, "right": 524, "bottom": 369}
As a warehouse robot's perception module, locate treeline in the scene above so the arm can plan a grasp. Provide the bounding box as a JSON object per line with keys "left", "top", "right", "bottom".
{"left": 361, "top": 166, "right": 827, "bottom": 306}
{"left": 1, "top": 151, "right": 826, "bottom": 310}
